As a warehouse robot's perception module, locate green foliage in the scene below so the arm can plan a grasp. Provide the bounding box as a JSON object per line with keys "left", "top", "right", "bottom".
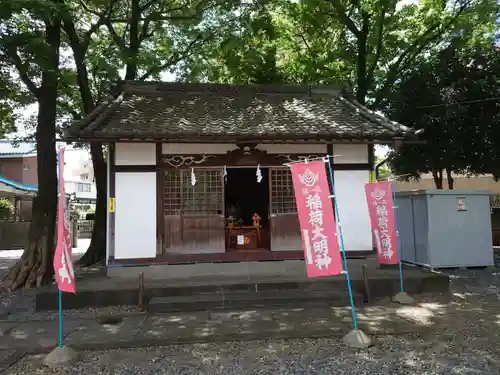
{"left": 181, "top": 0, "right": 500, "bottom": 105}
{"left": 0, "top": 198, "right": 14, "bottom": 219}
{"left": 384, "top": 41, "right": 500, "bottom": 187}
{"left": 375, "top": 155, "right": 391, "bottom": 180}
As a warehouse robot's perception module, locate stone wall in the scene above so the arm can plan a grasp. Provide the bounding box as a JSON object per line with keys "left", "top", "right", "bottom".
{"left": 0, "top": 220, "right": 78, "bottom": 250}
{"left": 0, "top": 221, "right": 30, "bottom": 249}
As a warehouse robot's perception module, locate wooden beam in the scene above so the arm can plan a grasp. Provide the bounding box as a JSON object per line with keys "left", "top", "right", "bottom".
{"left": 111, "top": 165, "right": 156, "bottom": 172}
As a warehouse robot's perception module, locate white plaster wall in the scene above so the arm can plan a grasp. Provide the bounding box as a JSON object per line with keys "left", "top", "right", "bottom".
{"left": 332, "top": 144, "right": 368, "bottom": 164}
{"left": 162, "top": 143, "right": 237, "bottom": 154}
{"left": 257, "top": 144, "right": 327, "bottom": 154}
{"left": 334, "top": 170, "right": 372, "bottom": 251}
{"left": 162, "top": 143, "right": 327, "bottom": 155}
{"left": 115, "top": 143, "right": 155, "bottom": 165}
{"left": 161, "top": 143, "right": 367, "bottom": 164}
{"left": 114, "top": 172, "right": 157, "bottom": 259}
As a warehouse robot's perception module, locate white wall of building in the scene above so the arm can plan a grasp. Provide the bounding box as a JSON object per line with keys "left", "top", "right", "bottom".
{"left": 161, "top": 143, "right": 329, "bottom": 155}
{"left": 333, "top": 144, "right": 368, "bottom": 164}
{"left": 114, "top": 172, "right": 157, "bottom": 259}
{"left": 65, "top": 180, "right": 97, "bottom": 201}
{"left": 160, "top": 143, "right": 369, "bottom": 160}
{"left": 162, "top": 143, "right": 237, "bottom": 154}
{"left": 112, "top": 142, "right": 372, "bottom": 256}
{"left": 115, "top": 143, "right": 156, "bottom": 165}
{"left": 334, "top": 170, "right": 373, "bottom": 251}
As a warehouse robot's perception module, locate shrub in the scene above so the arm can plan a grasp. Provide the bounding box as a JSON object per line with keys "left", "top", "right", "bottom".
{"left": 0, "top": 198, "right": 14, "bottom": 219}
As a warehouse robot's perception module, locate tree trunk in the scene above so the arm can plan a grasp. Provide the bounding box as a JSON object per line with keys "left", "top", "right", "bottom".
{"left": 77, "top": 143, "right": 107, "bottom": 266}
{"left": 124, "top": 0, "right": 140, "bottom": 81}
{"left": 355, "top": 13, "right": 370, "bottom": 104}
{"left": 446, "top": 168, "right": 454, "bottom": 189}
{"left": 65, "top": 28, "right": 108, "bottom": 266}
{"left": 432, "top": 169, "right": 443, "bottom": 189}
{"left": 80, "top": 0, "right": 140, "bottom": 266}
{"left": 3, "top": 17, "right": 60, "bottom": 290}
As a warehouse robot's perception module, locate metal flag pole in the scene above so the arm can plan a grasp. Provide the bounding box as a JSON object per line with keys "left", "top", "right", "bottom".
{"left": 43, "top": 148, "right": 79, "bottom": 367}
{"left": 57, "top": 150, "right": 63, "bottom": 348}
{"left": 388, "top": 174, "right": 414, "bottom": 304}
{"left": 283, "top": 154, "right": 342, "bottom": 167}
{"left": 326, "top": 156, "right": 372, "bottom": 348}
{"left": 325, "top": 157, "right": 357, "bottom": 329}
{"left": 391, "top": 174, "right": 404, "bottom": 293}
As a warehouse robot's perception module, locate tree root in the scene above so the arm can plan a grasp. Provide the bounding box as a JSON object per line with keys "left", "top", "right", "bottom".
{"left": 77, "top": 242, "right": 105, "bottom": 267}
{"left": 2, "top": 205, "right": 56, "bottom": 291}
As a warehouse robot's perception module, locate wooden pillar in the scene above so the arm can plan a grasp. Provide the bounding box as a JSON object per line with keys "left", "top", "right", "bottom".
{"left": 108, "top": 143, "right": 116, "bottom": 259}
{"left": 156, "top": 143, "right": 164, "bottom": 256}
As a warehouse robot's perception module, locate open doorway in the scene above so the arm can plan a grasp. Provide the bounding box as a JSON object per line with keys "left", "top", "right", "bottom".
{"left": 225, "top": 167, "right": 270, "bottom": 251}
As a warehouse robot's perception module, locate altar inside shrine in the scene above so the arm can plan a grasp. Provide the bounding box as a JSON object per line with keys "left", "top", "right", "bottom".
{"left": 225, "top": 167, "right": 270, "bottom": 251}
{"left": 226, "top": 213, "right": 266, "bottom": 250}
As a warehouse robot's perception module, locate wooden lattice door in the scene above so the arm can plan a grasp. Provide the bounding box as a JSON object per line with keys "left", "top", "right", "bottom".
{"left": 269, "top": 167, "right": 302, "bottom": 251}
{"left": 163, "top": 168, "right": 225, "bottom": 254}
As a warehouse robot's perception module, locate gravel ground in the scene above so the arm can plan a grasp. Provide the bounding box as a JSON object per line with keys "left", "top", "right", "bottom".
{"left": 0, "top": 246, "right": 142, "bottom": 321}
{"left": 2, "top": 251, "right": 500, "bottom": 374}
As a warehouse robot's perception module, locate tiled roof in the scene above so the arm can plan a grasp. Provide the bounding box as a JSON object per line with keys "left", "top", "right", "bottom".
{"left": 0, "top": 175, "right": 37, "bottom": 192}
{"left": 66, "top": 82, "right": 413, "bottom": 142}
{"left": 0, "top": 140, "right": 36, "bottom": 156}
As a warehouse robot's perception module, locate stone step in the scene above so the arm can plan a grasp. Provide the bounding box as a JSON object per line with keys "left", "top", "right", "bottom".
{"left": 147, "top": 289, "right": 364, "bottom": 313}
{"left": 147, "top": 278, "right": 347, "bottom": 298}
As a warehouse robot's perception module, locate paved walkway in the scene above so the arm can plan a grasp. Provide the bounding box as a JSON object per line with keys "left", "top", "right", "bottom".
{"left": 0, "top": 302, "right": 439, "bottom": 370}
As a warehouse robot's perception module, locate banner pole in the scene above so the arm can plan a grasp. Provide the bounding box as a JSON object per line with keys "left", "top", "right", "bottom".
{"left": 43, "top": 148, "right": 79, "bottom": 366}
{"left": 326, "top": 157, "right": 358, "bottom": 330}
{"left": 391, "top": 175, "right": 404, "bottom": 293}
{"left": 57, "top": 150, "right": 64, "bottom": 348}
{"left": 58, "top": 289, "right": 63, "bottom": 348}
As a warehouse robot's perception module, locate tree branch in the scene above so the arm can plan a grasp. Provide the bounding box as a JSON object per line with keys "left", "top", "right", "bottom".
{"left": 366, "top": 4, "right": 386, "bottom": 88}
{"left": 78, "top": 0, "right": 104, "bottom": 18}
{"left": 81, "top": 0, "right": 119, "bottom": 50}
{"left": 79, "top": 0, "right": 124, "bottom": 51}
{"left": 58, "top": 98, "right": 81, "bottom": 120}
{"left": 330, "top": 0, "right": 360, "bottom": 36}
{"left": 138, "top": 33, "right": 206, "bottom": 81}
{"left": 104, "top": 19, "right": 127, "bottom": 52}
{"left": 299, "top": 34, "right": 313, "bottom": 56}
{"left": 5, "top": 47, "right": 39, "bottom": 99}
{"left": 374, "top": 5, "right": 467, "bottom": 107}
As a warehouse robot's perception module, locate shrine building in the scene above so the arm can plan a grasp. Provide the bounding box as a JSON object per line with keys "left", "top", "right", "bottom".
{"left": 65, "top": 82, "right": 416, "bottom": 276}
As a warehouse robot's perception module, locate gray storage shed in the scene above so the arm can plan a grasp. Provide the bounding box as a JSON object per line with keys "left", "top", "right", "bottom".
{"left": 396, "top": 189, "right": 493, "bottom": 269}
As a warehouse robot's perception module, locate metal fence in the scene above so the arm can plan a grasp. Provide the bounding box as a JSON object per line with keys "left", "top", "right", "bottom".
{"left": 77, "top": 220, "right": 94, "bottom": 239}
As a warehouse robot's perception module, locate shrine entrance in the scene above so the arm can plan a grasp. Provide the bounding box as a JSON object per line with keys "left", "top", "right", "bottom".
{"left": 225, "top": 167, "right": 270, "bottom": 251}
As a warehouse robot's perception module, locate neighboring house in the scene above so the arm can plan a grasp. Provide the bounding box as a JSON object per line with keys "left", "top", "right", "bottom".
{"left": 64, "top": 151, "right": 97, "bottom": 214}
{"left": 0, "top": 140, "right": 38, "bottom": 221}
{"left": 64, "top": 179, "right": 96, "bottom": 204}
{"left": 70, "top": 157, "right": 95, "bottom": 182}
{"left": 65, "top": 82, "right": 416, "bottom": 278}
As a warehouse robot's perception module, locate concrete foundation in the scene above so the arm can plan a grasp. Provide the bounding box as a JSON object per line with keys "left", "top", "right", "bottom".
{"left": 107, "top": 260, "right": 307, "bottom": 279}
{"left": 35, "top": 257, "right": 450, "bottom": 311}
{"left": 43, "top": 346, "right": 79, "bottom": 367}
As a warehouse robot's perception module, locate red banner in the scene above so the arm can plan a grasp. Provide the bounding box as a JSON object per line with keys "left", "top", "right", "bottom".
{"left": 365, "top": 180, "right": 399, "bottom": 265}
{"left": 54, "top": 148, "right": 76, "bottom": 293}
{"left": 290, "top": 160, "right": 343, "bottom": 277}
